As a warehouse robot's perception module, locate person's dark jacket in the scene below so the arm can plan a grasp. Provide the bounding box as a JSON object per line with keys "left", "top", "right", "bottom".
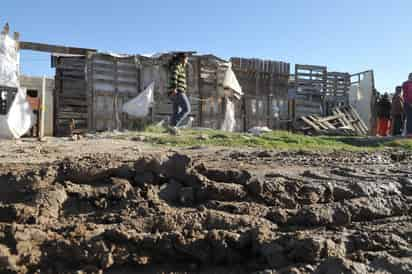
{"left": 377, "top": 97, "right": 392, "bottom": 119}
{"left": 391, "top": 94, "right": 404, "bottom": 116}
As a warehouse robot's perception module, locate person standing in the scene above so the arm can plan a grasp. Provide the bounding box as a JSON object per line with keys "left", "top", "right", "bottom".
{"left": 391, "top": 86, "right": 404, "bottom": 136}
{"left": 167, "top": 53, "right": 191, "bottom": 133}
{"left": 402, "top": 73, "right": 412, "bottom": 136}
{"left": 376, "top": 93, "right": 392, "bottom": 136}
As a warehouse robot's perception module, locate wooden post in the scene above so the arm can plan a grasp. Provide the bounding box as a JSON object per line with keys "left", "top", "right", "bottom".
{"left": 38, "top": 76, "right": 46, "bottom": 140}
{"left": 242, "top": 96, "right": 247, "bottom": 132}
{"left": 197, "top": 58, "right": 203, "bottom": 127}
{"left": 113, "top": 58, "right": 120, "bottom": 130}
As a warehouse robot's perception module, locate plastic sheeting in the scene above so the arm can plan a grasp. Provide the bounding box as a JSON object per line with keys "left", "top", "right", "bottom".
{"left": 223, "top": 65, "right": 243, "bottom": 99}
{"left": 219, "top": 64, "right": 243, "bottom": 132}
{"left": 0, "top": 88, "right": 35, "bottom": 139}
{"left": 221, "top": 98, "right": 236, "bottom": 132}
{"left": 248, "top": 126, "right": 272, "bottom": 136}
{"left": 0, "top": 32, "right": 34, "bottom": 139}
{"left": 0, "top": 33, "right": 19, "bottom": 87}
{"left": 122, "top": 82, "right": 154, "bottom": 117}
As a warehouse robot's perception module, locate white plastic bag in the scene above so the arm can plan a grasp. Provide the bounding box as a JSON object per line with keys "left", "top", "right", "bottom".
{"left": 122, "top": 82, "right": 154, "bottom": 118}
{"left": 0, "top": 33, "right": 19, "bottom": 87}
{"left": 248, "top": 126, "right": 272, "bottom": 136}
{"left": 0, "top": 88, "right": 35, "bottom": 139}
{"left": 221, "top": 98, "right": 236, "bottom": 132}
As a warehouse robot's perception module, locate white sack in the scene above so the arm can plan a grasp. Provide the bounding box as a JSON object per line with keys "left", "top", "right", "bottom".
{"left": 0, "top": 88, "right": 35, "bottom": 139}
{"left": 221, "top": 98, "right": 236, "bottom": 132}
{"left": 122, "top": 82, "right": 154, "bottom": 118}
{"left": 248, "top": 126, "right": 272, "bottom": 136}
{"left": 0, "top": 33, "right": 19, "bottom": 87}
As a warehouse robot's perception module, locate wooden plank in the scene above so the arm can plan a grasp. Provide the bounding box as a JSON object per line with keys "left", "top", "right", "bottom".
{"left": 340, "top": 108, "right": 360, "bottom": 132}
{"left": 20, "top": 41, "right": 96, "bottom": 55}
{"left": 60, "top": 106, "right": 88, "bottom": 113}
{"left": 333, "top": 109, "right": 351, "bottom": 129}
{"left": 58, "top": 112, "right": 89, "bottom": 119}
{"left": 347, "top": 106, "right": 368, "bottom": 134}
{"left": 317, "top": 114, "right": 345, "bottom": 123}
{"left": 309, "top": 115, "right": 332, "bottom": 130}
{"left": 301, "top": 116, "right": 321, "bottom": 132}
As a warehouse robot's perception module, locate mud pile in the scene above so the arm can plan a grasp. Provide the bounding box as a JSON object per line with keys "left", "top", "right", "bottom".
{"left": 0, "top": 150, "right": 411, "bottom": 274}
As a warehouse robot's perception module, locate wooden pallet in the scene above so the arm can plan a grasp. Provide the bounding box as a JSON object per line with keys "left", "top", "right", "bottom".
{"left": 300, "top": 106, "right": 368, "bottom": 136}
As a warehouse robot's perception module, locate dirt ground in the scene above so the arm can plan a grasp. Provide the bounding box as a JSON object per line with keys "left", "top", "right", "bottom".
{"left": 0, "top": 136, "right": 411, "bottom": 274}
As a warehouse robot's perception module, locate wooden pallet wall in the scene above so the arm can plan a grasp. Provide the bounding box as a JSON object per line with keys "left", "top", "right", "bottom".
{"left": 54, "top": 56, "right": 88, "bottom": 136}
{"left": 231, "top": 58, "right": 290, "bottom": 130}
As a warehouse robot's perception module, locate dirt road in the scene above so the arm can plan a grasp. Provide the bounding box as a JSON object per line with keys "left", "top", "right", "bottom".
{"left": 0, "top": 137, "right": 411, "bottom": 273}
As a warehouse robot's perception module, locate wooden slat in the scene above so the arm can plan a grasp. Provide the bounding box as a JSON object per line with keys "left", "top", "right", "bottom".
{"left": 301, "top": 116, "right": 321, "bottom": 132}
{"left": 58, "top": 112, "right": 89, "bottom": 119}
{"left": 20, "top": 41, "right": 96, "bottom": 55}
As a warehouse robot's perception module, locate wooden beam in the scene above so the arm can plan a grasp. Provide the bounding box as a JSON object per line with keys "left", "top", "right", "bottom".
{"left": 20, "top": 41, "right": 96, "bottom": 55}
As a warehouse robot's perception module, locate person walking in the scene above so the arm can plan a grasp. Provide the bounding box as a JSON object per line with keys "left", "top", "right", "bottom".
{"left": 391, "top": 86, "right": 404, "bottom": 136}
{"left": 402, "top": 73, "right": 412, "bottom": 136}
{"left": 376, "top": 93, "right": 392, "bottom": 137}
{"left": 167, "top": 53, "right": 191, "bottom": 134}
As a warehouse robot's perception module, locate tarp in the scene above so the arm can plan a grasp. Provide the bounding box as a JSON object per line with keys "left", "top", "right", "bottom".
{"left": 223, "top": 65, "right": 243, "bottom": 99}
{"left": 122, "top": 82, "right": 154, "bottom": 117}
{"left": 0, "top": 88, "right": 35, "bottom": 139}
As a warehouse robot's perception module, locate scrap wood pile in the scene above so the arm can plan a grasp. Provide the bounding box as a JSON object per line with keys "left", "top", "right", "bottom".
{"left": 299, "top": 106, "right": 369, "bottom": 136}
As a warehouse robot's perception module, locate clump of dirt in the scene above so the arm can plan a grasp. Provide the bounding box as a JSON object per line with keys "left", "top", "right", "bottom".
{"left": 0, "top": 150, "right": 411, "bottom": 274}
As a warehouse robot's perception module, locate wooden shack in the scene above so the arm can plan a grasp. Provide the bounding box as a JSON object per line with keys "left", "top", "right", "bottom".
{"left": 52, "top": 53, "right": 232, "bottom": 135}
{"left": 52, "top": 51, "right": 358, "bottom": 136}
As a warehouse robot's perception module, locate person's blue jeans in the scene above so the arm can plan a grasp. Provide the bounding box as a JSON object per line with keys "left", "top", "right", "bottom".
{"left": 170, "top": 92, "right": 191, "bottom": 127}
{"left": 406, "top": 103, "right": 412, "bottom": 135}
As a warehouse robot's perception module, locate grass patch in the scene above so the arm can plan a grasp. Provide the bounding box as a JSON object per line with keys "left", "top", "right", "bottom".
{"left": 113, "top": 126, "right": 412, "bottom": 151}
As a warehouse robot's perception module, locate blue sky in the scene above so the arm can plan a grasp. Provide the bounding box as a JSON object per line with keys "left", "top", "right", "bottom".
{"left": 3, "top": 0, "right": 412, "bottom": 92}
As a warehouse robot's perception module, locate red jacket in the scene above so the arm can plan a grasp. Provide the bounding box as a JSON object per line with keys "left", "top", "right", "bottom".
{"left": 402, "top": 80, "right": 412, "bottom": 104}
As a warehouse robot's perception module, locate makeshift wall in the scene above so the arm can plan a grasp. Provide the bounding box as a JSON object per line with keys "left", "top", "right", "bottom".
{"left": 230, "top": 58, "right": 290, "bottom": 131}
{"left": 53, "top": 55, "right": 88, "bottom": 136}
{"left": 291, "top": 65, "right": 352, "bottom": 127}
{"left": 20, "top": 75, "right": 54, "bottom": 136}
{"left": 88, "top": 53, "right": 203, "bottom": 131}
{"left": 53, "top": 53, "right": 293, "bottom": 134}
{"left": 293, "top": 65, "right": 327, "bottom": 118}
{"left": 197, "top": 55, "right": 229, "bottom": 129}
{"left": 324, "top": 72, "right": 351, "bottom": 114}
{"left": 86, "top": 54, "right": 141, "bottom": 131}
{"left": 349, "top": 71, "right": 374, "bottom": 131}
